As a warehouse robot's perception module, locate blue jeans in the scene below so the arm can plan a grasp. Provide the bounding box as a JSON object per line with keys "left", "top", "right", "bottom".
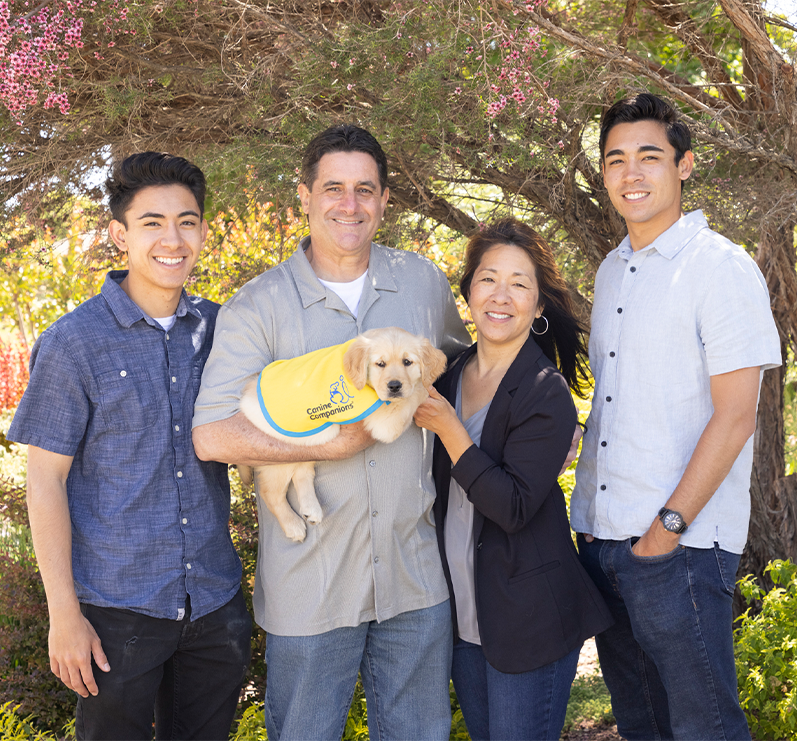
{"left": 451, "top": 640, "right": 580, "bottom": 741}
{"left": 75, "top": 588, "right": 252, "bottom": 740}
{"left": 264, "top": 600, "right": 453, "bottom": 741}
{"left": 577, "top": 535, "right": 751, "bottom": 741}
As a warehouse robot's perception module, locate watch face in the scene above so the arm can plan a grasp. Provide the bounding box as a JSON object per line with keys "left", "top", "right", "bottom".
{"left": 663, "top": 512, "right": 683, "bottom": 531}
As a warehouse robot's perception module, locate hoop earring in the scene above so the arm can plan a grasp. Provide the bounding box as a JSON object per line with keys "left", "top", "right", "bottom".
{"left": 531, "top": 315, "right": 549, "bottom": 335}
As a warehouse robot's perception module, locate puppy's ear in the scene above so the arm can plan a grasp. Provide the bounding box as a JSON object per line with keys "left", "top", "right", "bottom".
{"left": 420, "top": 340, "right": 447, "bottom": 386}
{"left": 343, "top": 337, "right": 370, "bottom": 390}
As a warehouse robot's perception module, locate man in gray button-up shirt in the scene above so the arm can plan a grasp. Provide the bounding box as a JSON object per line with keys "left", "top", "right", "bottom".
{"left": 193, "top": 125, "right": 470, "bottom": 740}
{"left": 573, "top": 94, "right": 780, "bottom": 741}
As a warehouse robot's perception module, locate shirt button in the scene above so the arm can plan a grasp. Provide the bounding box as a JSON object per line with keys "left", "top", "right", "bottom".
{"left": 606, "top": 396, "right": 612, "bottom": 402}
{"left": 630, "top": 266, "right": 637, "bottom": 273}
{"left": 120, "top": 370, "right": 127, "bottom": 377}
{"left": 374, "top": 556, "right": 379, "bottom": 563}
{"left": 601, "top": 441, "right": 607, "bottom": 447}
{"left": 600, "top": 484, "right": 607, "bottom": 491}
{"left": 617, "top": 308, "right": 623, "bottom": 314}
{"left": 369, "top": 460, "right": 376, "bottom": 467}
{"left": 172, "top": 376, "right": 177, "bottom": 383}
{"left": 186, "top": 563, "right": 192, "bottom": 569}
{"left": 372, "top": 511, "right": 378, "bottom": 517}
{"left": 182, "top": 518, "right": 188, "bottom": 525}
{"left": 609, "top": 351, "right": 616, "bottom": 357}
{"left": 175, "top": 425, "right": 180, "bottom": 432}
{"left": 166, "top": 334, "right": 170, "bottom": 340}
{"left": 177, "top": 471, "right": 183, "bottom": 478}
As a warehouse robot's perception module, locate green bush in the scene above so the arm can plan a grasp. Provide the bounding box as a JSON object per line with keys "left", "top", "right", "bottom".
{"left": 736, "top": 559, "right": 797, "bottom": 740}
{"left": 0, "top": 702, "right": 62, "bottom": 740}
{"left": 563, "top": 673, "right": 614, "bottom": 731}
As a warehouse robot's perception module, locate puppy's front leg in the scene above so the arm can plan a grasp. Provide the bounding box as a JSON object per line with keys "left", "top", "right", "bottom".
{"left": 291, "top": 462, "right": 324, "bottom": 526}
{"left": 254, "top": 463, "right": 308, "bottom": 543}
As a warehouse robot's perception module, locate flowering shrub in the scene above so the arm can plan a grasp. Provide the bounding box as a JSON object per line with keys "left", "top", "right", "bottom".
{"left": 0, "top": 0, "right": 132, "bottom": 119}
{"left": 0, "top": 341, "right": 29, "bottom": 412}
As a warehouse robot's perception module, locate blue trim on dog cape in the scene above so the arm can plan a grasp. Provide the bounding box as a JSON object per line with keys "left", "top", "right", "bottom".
{"left": 255, "top": 339, "right": 385, "bottom": 438}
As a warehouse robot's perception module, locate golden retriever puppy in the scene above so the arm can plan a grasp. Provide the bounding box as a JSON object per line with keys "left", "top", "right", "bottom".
{"left": 239, "top": 327, "right": 447, "bottom": 542}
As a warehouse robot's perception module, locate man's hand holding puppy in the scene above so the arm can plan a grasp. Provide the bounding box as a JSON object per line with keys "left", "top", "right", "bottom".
{"left": 194, "top": 411, "right": 373, "bottom": 466}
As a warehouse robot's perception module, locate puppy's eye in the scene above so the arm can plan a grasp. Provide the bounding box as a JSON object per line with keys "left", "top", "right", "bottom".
{"left": 375, "top": 361, "right": 386, "bottom": 368}
{"left": 403, "top": 358, "right": 413, "bottom": 366}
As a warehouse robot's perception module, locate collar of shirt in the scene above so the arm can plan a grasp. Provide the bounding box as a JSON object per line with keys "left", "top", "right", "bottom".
{"left": 616, "top": 209, "right": 709, "bottom": 262}
{"left": 101, "top": 270, "right": 201, "bottom": 328}
{"left": 289, "top": 236, "right": 399, "bottom": 310}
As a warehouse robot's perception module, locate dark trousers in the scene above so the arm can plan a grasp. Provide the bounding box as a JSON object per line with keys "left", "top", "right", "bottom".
{"left": 75, "top": 588, "right": 252, "bottom": 741}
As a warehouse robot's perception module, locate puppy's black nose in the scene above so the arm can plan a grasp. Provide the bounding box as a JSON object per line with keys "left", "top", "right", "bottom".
{"left": 387, "top": 380, "right": 402, "bottom": 394}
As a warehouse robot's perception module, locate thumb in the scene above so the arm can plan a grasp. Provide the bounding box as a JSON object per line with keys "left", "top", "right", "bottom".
{"left": 426, "top": 386, "right": 443, "bottom": 400}
{"left": 92, "top": 637, "right": 110, "bottom": 673}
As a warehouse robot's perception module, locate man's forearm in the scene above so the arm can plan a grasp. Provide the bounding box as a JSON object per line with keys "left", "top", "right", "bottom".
{"left": 27, "top": 458, "right": 81, "bottom": 617}
{"left": 192, "top": 411, "right": 373, "bottom": 465}
{"left": 665, "top": 368, "right": 759, "bottom": 523}
{"left": 633, "top": 366, "right": 760, "bottom": 555}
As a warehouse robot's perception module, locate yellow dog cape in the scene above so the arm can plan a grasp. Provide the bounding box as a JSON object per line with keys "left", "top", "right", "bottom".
{"left": 256, "top": 339, "right": 384, "bottom": 437}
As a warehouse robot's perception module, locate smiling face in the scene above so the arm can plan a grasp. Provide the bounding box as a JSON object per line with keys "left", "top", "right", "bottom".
{"left": 468, "top": 243, "right": 542, "bottom": 352}
{"left": 297, "top": 151, "right": 389, "bottom": 278}
{"left": 602, "top": 119, "right": 694, "bottom": 251}
{"left": 108, "top": 184, "right": 207, "bottom": 317}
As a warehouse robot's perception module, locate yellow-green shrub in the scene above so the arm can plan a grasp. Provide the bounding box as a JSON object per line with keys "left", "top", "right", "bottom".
{"left": 735, "top": 559, "right": 797, "bottom": 740}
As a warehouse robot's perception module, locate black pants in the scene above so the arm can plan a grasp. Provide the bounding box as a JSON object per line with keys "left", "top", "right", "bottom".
{"left": 75, "top": 588, "right": 252, "bottom": 741}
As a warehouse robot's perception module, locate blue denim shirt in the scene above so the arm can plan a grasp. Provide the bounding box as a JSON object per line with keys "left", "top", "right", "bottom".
{"left": 9, "top": 271, "right": 241, "bottom": 620}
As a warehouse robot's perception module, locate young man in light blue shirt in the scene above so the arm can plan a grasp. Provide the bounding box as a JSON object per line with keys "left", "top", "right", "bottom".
{"left": 572, "top": 93, "right": 780, "bottom": 741}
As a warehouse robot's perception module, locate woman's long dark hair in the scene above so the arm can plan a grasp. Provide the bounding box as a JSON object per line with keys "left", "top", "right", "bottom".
{"left": 460, "top": 217, "right": 591, "bottom": 397}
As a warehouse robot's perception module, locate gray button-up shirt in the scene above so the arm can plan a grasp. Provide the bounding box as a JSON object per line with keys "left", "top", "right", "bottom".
{"left": 571, "top": 211, "right": 781, "bottom": 553}
{"left": 193, "top": 240, "right": 471, "bottom": 635}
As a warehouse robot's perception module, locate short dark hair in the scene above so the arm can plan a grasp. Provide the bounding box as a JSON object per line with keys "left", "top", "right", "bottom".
{"left": 460, "top": 217, "right": 590, "bottom": 396}
{"left": 301, "top": 124, "right": 388, "bottom": 192}
{"left": 599, "top": 93, "right": 692, "bottom": 165}
{"left": 106, "top": 152, "right": 206, "bottom": 226}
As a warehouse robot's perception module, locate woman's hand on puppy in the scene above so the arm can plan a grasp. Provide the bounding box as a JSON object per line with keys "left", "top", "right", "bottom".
{"left": 414, "top": 387, "right": 474, "bottom": 465}
{"left": 413, "top": 387, "right": 458, "bottom": 435}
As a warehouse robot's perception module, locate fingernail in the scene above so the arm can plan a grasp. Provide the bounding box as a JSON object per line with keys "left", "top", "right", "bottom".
{"left": 102, "top": 663, "right": 110, "bottom": 671}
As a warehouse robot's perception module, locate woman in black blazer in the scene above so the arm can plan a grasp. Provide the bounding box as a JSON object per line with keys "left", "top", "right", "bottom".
{"left": 414, "top": 218, "right": 612, "bottom": 741}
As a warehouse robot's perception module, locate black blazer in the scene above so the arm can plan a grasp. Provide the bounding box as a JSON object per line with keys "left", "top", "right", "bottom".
{"left": 432, "top": 335, "right": 613, "bottom": 674}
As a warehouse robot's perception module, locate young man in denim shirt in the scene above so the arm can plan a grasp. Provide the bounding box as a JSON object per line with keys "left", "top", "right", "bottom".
{"left": 572, "top": 93, "right": 781, "bottom": 740}
{"left": 9, "top": 153, "right": 251, "bottom": 740}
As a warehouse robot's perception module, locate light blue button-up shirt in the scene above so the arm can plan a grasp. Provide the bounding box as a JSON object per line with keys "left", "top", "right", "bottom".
{"left": 572, "top": 211, "right": 781, "bottom": 553}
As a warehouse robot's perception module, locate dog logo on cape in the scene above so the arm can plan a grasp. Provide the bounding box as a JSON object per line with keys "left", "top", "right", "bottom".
{"left": 329, "top": 375, "right": 354, "bottom": 405}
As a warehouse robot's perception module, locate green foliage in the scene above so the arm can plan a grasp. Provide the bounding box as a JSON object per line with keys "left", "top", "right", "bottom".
{"left": 735, "top": 559, "right": 797, "bottom": 740}
{"left": 0, "top": 703, "right": 57, "bottom": 740}
{"left": 563, "top": 674, "right": 615, "bottom": 731}
{"left": 231, "top": 703, "right": 268, "bottom": 741}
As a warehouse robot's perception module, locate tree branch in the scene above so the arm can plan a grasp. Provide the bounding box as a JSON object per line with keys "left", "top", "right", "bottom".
{"left": 718, "top": 0, "right": 782, "bottom": 69}
{"left": 618, "top": 0, "right": 639, "bottom": 49}
{"left": 644, "top": 0, "right": 745, "bottom": 110}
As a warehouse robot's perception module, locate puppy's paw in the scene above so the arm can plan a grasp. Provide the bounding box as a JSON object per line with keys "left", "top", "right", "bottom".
{"left": 302, "top": 500, "right": 324, "bottom": 526}
{"left": 283, "top": 516, "right": 308, "bottom": 543}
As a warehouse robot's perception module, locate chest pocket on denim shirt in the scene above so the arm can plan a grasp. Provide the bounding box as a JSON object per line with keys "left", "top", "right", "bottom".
{"left": 97, "top": 366, "right": 160, "bottom": 431}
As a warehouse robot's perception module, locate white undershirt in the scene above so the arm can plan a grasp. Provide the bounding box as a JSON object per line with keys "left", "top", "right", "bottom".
{"left": 153, "top": 314, "right": 177, "bottom": 331}
{"left": 318, "top": 271, "right": 368, "bottom": 318}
